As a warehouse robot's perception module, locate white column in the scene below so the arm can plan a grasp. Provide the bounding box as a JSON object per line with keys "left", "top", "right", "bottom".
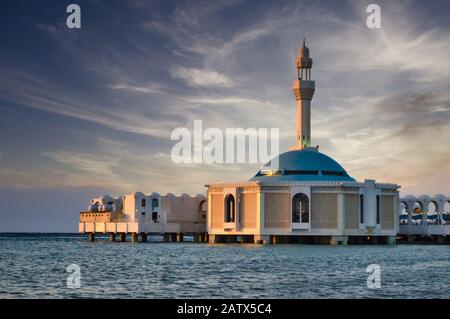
{"left": 406, "top": 206, "right": 414, "bottom": 241}
{"left": 337, "top": 193, "right": 345, "bottom": 235}
{"left": 257, "top": 192, "right": 265, "bottom": 235}
{"left": 421, "top": 207, "right": 428, "bottom": 235}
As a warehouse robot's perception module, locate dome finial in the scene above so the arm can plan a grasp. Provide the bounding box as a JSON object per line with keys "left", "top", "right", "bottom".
{"left": 303, "top": 37, "right": 306, "bottom": 47}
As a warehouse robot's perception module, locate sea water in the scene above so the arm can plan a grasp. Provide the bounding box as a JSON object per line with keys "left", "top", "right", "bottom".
{"left": 0, "top": 233, "right": 448, "bottom": 298}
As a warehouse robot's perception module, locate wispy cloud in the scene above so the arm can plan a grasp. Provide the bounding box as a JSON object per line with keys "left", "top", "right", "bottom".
{"left": 109, "top": 83, "right": 165, "bottom": 94}
{"left": 0, "top": 69, "right": 176, "bottom": 138}
{"left": 34, "top": 137, "right": 255, "bottom": 194}
{"left": 170, "top": 67, "right": 233, "bottom": 87}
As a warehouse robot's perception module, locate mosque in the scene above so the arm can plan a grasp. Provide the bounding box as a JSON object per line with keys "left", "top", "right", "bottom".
{"left": 79, "top": 39, "right": 449, "bottom": 244}
{"left": 206, "top": 40, "right": 400, "bottom": 245}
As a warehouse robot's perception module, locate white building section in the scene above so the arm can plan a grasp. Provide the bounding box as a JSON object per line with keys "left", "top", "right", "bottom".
{"left": 79, "top": 192, "right": 207, "bottom": 242}
{"left": 399, "top": 195, "right": 450, "bottom": 242}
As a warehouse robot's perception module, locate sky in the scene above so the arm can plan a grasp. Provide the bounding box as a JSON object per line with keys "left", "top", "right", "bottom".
{"left": 0, "top": 0, "right": 449, "bottom": 232}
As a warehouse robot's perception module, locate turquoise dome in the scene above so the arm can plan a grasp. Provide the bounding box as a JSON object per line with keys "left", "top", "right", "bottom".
{"left": 250, "top": 150, "right": 355, "bottom": 182}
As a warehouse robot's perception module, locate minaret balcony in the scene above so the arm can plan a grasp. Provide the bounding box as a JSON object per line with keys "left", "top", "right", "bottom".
{"left": 293, "top": 80, "right": 315, "bottom": 101}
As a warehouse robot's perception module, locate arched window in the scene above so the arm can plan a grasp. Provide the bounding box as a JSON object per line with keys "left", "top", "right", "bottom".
{"left": 152, "top": 198, "right": 158, "bottom": 209}
{"left": 198, "top": 200, "right": 207, "bottom": 213}
{"left": 224, "top": 194, "right": 235, "bottom": 223}
{"left": 360, "top": 194, "right": 364, "bottom": 224}
{"left": 141, "top": 198, "right": 146, "bottom": 207}
{"left": 292, "top": 193, "right": 309, "bottom": 223}
{"left": 376, "top": 195, "right": 380, "bottom": 224}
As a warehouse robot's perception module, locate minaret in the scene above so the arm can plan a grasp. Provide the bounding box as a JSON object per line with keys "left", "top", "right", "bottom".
{"left": 290, "top": 38, "right": 316, "bottom": 151}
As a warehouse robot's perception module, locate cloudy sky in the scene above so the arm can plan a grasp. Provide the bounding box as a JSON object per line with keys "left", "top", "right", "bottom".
{"left": 0, "top": 0, "right": 449, "bottom": 231}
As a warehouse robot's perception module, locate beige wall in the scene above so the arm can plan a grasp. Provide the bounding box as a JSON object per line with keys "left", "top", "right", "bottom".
{"left": 311, "top": 193, "right": 338, "bottom": 229}
{"left": 80, "top": 212, "right": 118, "bottom": 223}
{"left": 380, "top": 195, "right": 395, "bottom": 230}
{"left": 164, "top": 196, "right": 206, "bottom": 223}
{"left": 264, "top": 193, "right": 290, "bottom": 229}
{"left": 240, "top": 193, "right": 257, "bottom": 229}
{"left": 123, "top": 195, "right": 136, "bottom": 221}
{"left": 210, "top": 194, "right": 224, "bottom": 230}
{"left": 344, "top": 194, "right": 360, "bottom": 230}
{"left": 207, "top": 183, "right": 397, "bottom": 237}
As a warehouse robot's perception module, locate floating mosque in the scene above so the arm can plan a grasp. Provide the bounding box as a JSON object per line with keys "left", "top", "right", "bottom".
{"left": 205, "top": 39, "right": 400, "bottom": 245}
{"left": 80, "top": 39, "right": 450, "bottom": 244}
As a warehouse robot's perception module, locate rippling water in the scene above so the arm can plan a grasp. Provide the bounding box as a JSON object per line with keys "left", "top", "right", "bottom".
{"left": 0, "top": 233, "right": 448, "bottom": 299}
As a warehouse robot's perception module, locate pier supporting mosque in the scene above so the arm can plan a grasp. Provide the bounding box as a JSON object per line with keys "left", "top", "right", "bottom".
{"left": 131, "top": 232, "right": 138, "bottom": 243}
{"left": 386, "top": 236, "right": 396, "bottom": 245}
{"left": 88, "top": 233, "right": 95, "bottom": 242}
{"left": 240, "top": 235, "right": 254, "bottom": 244}
{"left": 200, "top": 233, "right": 208, "bottom": 243}
{"left": 208, "top": 234, "right": 219, "bottom": 244}
{"left": 140, "top": 233, "right": 148, "bottom": 242}
{"left": 119, "top": 232, "right": 126, "bottom": 242}
{"left": 254, "top": 235, "right": 270, "bottom": 245}
{"left": 176, "top": 233, "right": 184, "bottom": 242}
{"left": 330, "top": 236, "right": 348, "bottom": 245}
{"left": 163, "top": 233, "right": 170, "bottom": 242}
{"left": 271, "top": 235, "right": 290, "bottom": 244}
{"left": 194, "top": 233, "right": 200, "bottom": 243}
{"left": 109, "top": 233, "right": 116, "bottom": 242}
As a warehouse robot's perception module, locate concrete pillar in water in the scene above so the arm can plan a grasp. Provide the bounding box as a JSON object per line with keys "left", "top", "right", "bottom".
{"left": 131, "top": 232, "right": 138, "bottom": 243}
{"left": 193, "top": 233, "right": 200, "bottom": 243}
{"left": 170, "top": 233, "right": 177, "bottom": 242}
{"left": 254, "top": 235, "right": 270, "bottom": 245}
{"left": 88, "top": 233, "right": 95, "bottom": 242}
{"left": 330, "top": 236, "right": 348, "bottom": 245}
{"left": 163, "top": 233, "right": 170, "bottom": 242}
{"left": 140, "top": 233, "right": 148, "bottom": 242}
{"left": 386, "top": 236, "right": 396, "bottom": 245}
{"left": 208, "top": 234, "right": 219, "bottom": 244}
{"left": 119, "top": 233, "right": 126, "bottom": 242}
{"left": 109, "top": 233, "right": 116, "bottom": 242}
{"left": 272, "top": 236, "right": 288, "bottom": 244}
{"left": 176, "top": 233, "right": 184, "bottom": 242}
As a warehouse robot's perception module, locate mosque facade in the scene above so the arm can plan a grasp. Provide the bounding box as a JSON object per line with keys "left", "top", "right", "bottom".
{"left": 206, "top": 40, "right": 400, "bottom": 245}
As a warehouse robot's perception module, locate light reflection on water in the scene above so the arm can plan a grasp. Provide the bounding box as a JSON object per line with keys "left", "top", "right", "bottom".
{"left": 0, "top": 234, "right": 448, "bottom": 298}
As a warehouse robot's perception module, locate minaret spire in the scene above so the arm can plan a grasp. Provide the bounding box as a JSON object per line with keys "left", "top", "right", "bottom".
{"left": 290, "top": 38, "right": 316, "bottom": 151}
